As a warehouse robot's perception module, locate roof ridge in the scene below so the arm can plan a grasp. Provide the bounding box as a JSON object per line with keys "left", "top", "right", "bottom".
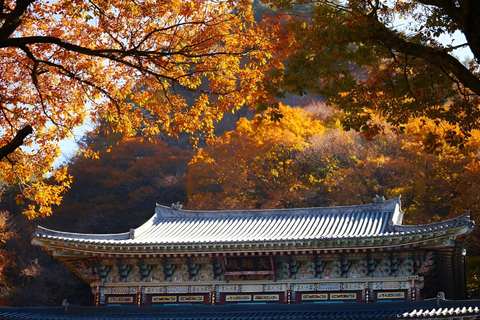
{"left": 154, "top": 196, "right": 402, "bottom": 220}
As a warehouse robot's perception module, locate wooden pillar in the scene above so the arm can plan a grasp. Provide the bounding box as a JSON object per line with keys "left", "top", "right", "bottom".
{"left": 410, "top": 278, "right": 416, "bottom": 301}
{"left": 94, "top": 292, "right": 100, "bottom": 306}
{"left": 136, "top": 286, "right": 142, "bottom": 306}
{"left": 92, "top": 281, "right": 103, "bottom": 306}
{"left": 210, "top": 290, "right": 216, "bottom": 305}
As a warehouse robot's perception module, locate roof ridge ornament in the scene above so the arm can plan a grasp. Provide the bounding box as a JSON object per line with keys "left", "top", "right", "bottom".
{"left": 171, "top": 202, "right": 183, "bottom": 210}
{"left": 373, "top": 195, "right": 385, "bottom": 203}
{"left": 437, "top": 292, "right": 445, "bottom": 307}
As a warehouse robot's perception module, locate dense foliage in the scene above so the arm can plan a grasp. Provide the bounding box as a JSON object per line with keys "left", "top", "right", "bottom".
{"left": 262, "top": 0, "right": 480, "bottom": 144}
{"left": 188, "top": 103, "right": 325, "bottom": 209}
{"left": 43, "top": 136, "right": 192, "bottom": 233}
{"left": 188, "top": 104, "right": 480, "bottom": 228}
{"left": 0, "top": 0, "right": 280, "bottom": 218}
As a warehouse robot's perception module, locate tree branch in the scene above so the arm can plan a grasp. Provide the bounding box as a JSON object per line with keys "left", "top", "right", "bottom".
{"left": 415, "top": 0, "right": 461, "bottom": 27}
{"left": 0, "top": 125, "right": 33, "bottom": 160}
{"left": 367, "top": 15, "right": 480, "bottom": 96}
{"left": 3, "top": 34, "right": 249, "bottom": 61}
{"left": 0, "top": 0, "right": 34, "bottom": 42}
{"left": 415, "top": 0, "right": 480, "bottom": 61}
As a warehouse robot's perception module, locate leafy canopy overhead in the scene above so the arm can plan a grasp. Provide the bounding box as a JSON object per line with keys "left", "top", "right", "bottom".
{"left": 263, "top": 0, "right": 480, "bottom": 143}
{"left": 0, "top": 0, "right": 279, "bottom": 217}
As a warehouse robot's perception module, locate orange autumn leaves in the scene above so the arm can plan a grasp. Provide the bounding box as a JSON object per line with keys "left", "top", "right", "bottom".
{"left": 3, "top": 0, "right": 480, "bottom": 220}
{"left": 1, "top": 0, "right": 283, "bottom": 217}
{"left": 187, "top": 104, "right": 480, "bottom": 228}
{"left": 188, "top": 103, "right": 325, "bottom": 209}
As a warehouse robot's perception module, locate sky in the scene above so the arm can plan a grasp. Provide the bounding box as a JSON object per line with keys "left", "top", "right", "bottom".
{"left": 54, "top": 122, "right": 93, "bottom": 167}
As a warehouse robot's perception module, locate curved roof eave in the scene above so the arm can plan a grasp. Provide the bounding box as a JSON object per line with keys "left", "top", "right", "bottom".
{"left": 34, "top": 226, "right": 130, "bottom": 241}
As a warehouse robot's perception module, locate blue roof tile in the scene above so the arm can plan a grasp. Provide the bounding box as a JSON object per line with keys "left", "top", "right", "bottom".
{"left": 1, "top": 299, "right": 480, "bottom": 319}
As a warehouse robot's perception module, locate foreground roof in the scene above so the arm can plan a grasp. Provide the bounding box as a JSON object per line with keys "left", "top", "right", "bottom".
{"left": 33, "top": 196, "right": 473, "bottom": 249}
{"left": 1, "top": 299, "right": 480, "bottom": 319}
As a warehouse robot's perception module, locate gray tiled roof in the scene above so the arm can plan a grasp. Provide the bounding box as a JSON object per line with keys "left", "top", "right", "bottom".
{"left": 1, "top": 299, "right": 480, "bottom": 319}
{"left": 33, "top": 197, "right": 472, "bottom": 246}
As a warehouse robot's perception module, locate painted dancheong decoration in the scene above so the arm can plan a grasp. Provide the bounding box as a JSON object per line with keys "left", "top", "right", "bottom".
{"left": 32, "top": 196, "right": 473, "bottom": 306}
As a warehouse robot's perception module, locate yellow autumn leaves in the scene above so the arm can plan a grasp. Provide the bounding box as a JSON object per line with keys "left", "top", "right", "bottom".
{"left": 188, "top": 103, "right": 480, "bottom": 228}
{"left": 2, "top": 0, "right": 282, "bottom": 217}
{"left": 187, "top": 103, "right": 325, "bottom": 209}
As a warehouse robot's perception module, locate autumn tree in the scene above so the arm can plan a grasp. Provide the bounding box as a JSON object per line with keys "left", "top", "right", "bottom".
{"left": 0, "top": 210, "right": 15, "bottom": 293}
{"left": 261, "top": 0, "right": 480, "bottom": 143}
{"left": 0, "top": 0, "right": 281, "bottom": 218}
{"left": 0, "top": 134, "right": 192, "bottom": 305}
{"left": 321, "top": 118, "right": 480, "bottom": 226}
{"left": 187, "top": 103, "right": 325, "bottom": 210}
{"left": 0, "top": 191, "right": 92, "bottom": 306}
{"left": 40, "top": 135, "right": 192, "bottom": 233}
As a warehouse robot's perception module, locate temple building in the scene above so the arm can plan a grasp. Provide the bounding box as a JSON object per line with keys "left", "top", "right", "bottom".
{"left": 32, "top": 196, "right": 474, "bottom": 307}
